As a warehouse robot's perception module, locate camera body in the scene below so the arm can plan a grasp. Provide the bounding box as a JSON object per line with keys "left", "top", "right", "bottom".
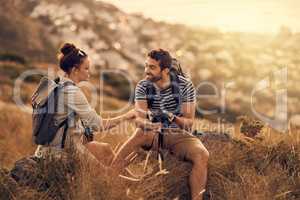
{"left": 148, "top": 110, "right": 171, "bottom": 128}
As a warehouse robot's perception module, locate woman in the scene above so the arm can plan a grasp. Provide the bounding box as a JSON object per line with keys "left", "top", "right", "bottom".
{"left": 34, "top": 43, "right": 135, "bottom": 167}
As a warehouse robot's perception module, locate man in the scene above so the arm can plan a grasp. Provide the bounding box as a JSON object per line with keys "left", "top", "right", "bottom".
{"left": 111, "top": 49, "right": 209, "bottom": 200}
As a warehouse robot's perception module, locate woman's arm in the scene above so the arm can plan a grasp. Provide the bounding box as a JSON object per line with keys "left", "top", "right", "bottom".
{"left": 65, "top": 86, "right": 135, "bottom": 132}
{"left": 134, "top": 100, "right": 161, "bottom": 131}
{"left": 100, "top": 110, "right": 136, "bottom": 131}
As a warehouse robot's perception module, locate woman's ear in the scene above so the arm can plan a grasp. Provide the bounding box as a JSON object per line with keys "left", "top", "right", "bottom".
{"left": 70, "top": 66, "right": 78, "bottom": 75}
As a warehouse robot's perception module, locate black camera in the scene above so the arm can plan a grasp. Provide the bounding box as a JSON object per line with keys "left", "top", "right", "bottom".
{"left": 148, "top": 110, "right": 171, "bottom": 128}
{"left": 83, "top": 126, "right": 94, "bottom": 142}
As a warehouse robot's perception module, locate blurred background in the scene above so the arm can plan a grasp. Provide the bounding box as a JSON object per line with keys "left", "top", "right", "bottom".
{"left": 0, "top": 0, "right": 299, "bottom": 166}
{"left": 1, "top": 1, "right": 300, "bottom": 200}
{"left": 100, "top": 0, "right": 300, "bottom": 33}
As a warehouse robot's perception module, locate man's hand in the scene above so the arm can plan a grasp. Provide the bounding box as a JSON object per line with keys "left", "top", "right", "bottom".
{"left": 162, "top": 110, "right": 175, "bottom": 123}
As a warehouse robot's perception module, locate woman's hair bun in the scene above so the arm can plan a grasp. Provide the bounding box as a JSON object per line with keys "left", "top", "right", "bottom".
{"left": 60, "top": 43, "right": 77, "bottom": 56}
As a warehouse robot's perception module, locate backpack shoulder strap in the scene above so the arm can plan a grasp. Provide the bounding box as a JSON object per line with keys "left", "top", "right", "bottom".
{"left": 145, "top": 74, "right": 182, "bottom": 114}
{"left": 54, "top": 76, "right": 75, "bottom": 87}
{"left": 54, "top": 77, "right": 75, "bottom": 148}
{"left": 170, "top": 72, "right": 182, "bottom": 114}
{"left": 145, "top": 81, "right": 156, "bottom": 108}
{"left": 62, "top": 81, "right": 75, "bottom": 87}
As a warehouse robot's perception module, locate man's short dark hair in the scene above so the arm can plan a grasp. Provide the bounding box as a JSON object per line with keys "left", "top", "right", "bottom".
{"left": 147, "top": 49, "right": 172, "bottom": 70}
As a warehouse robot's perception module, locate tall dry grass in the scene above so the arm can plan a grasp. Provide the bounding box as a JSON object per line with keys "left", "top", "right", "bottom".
{"left": 0, "top": 101, "right": 35, "bottom": 169}
{"left": 0, "top": 101, "right": 299, "bottom": 200}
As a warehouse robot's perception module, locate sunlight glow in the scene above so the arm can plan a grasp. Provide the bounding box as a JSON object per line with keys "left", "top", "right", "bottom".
{"left": 99, "top": 0, "right": 299, "bottom": 33}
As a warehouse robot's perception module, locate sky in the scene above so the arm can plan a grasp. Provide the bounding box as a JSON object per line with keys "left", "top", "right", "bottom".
{"left": 99, "top": 0, "right": 299, "bottom": 33}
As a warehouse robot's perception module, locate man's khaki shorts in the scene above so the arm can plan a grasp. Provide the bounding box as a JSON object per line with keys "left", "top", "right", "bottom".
{"left": 142, "top": 129, "right": 205, "bottom": 161}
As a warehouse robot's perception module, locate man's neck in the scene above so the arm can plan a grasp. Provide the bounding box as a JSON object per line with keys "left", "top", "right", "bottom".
{"left": 155, "top": 74, "right": 170, "bottom": 90}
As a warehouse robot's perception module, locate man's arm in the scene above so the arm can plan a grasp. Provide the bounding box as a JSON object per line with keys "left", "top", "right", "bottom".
{"left": 173, "top": 79, "right": 196, "bottom": 131}
{"left": 173, "top": 102, "right": 195, "bottom": 131}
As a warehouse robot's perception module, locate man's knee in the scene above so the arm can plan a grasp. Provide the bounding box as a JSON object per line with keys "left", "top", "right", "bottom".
{"left": 190, "top": 145, "right": 209, "bottom": 166}
{"left": 132, "top": 128, "right": 152, "bottom": 142}
{"left": 122, "top": 128, "right": 154, "bottom": 151}
{"left": 134, "top": 128, "right": 144, "bottom": 136}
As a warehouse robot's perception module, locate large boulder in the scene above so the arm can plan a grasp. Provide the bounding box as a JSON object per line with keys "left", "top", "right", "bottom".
{"left": 7, "top": 151, "right": 76, "bottom": 200}
{"left": 127, "top": 131, "right": 300, "bottom": 200}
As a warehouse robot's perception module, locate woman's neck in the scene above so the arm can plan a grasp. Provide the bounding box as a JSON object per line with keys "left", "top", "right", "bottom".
{"left": 65, "top": 73, "right": 79, "bottom": 84}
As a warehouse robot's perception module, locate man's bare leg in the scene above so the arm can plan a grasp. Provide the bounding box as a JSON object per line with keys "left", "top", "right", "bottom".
{"left": 187, "top": 144, "right": 209, "bottom": 200}
{"left": 111, "top": 128, "right": 153, "bottom": 173}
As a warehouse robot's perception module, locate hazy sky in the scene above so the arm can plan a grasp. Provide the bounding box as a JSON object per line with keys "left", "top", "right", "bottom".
{"left": 100, "top": 0, "right": 299, "bottom": 33}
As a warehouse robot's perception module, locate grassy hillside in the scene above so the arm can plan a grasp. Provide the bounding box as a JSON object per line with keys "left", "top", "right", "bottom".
{"left": 0, "top": 0, "right": 300, "bottom": 199}
{"left": 0, "top": 100, "right": 299, "bottom": 200}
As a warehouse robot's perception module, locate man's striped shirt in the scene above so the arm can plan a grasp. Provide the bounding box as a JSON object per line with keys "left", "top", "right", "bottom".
{"left": 135, "top": 75, "right": 196, "bottom": 115}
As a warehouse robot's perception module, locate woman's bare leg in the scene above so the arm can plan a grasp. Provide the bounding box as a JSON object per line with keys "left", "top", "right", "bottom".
{"left": 85, "top": 141, "right": 115, "bottom": 166}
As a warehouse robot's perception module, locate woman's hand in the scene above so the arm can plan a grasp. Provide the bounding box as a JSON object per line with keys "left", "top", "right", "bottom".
{"left": 100, "top": 109, "right": 136, "bottom": 131}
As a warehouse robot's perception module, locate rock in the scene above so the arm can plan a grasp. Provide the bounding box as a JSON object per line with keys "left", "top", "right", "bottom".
{"left": 0, "top": 168, "right": 18, "bottom": 200}
{"left": 238, "top": 116, "right": 264, "bottom": 138}
{"left": 10, "top": 156, "right": 48, "bottom": 191}
{"left": 128, "top": 132, "right": 233, "bottom": 200}
{"left": 9, "top": 151, "right": 77, "bottom": 200}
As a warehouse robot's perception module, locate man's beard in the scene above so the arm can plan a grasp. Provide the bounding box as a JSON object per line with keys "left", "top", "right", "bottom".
{"left": 146, "top": 73, "right": 162, "bottom": 82}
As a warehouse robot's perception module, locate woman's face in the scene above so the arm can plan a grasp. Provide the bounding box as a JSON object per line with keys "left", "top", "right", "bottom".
{"left": 74, "top": 57, "right": 90, "bottom": 82}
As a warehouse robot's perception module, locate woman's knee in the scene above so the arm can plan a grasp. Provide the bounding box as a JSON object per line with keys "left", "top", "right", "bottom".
{"left": 85, "top": 141, "right": 96, "bottom": 151}
{"left": 86, "top": 141, "right": 113, "bottom": 154}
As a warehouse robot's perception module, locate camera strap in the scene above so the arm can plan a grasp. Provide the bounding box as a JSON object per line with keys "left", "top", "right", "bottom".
{"left": 145, "top": 73, "right": 182, "bottom": 115}
{"left": 158, "top": 130, "right": 164, "bottom": 160}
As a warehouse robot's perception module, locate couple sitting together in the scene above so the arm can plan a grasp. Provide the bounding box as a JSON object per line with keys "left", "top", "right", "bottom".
{"left": 32, "top": 43, "right": 209, "bottom": 200}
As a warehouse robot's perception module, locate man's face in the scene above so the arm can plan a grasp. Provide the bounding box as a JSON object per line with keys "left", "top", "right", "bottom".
{"left": 144, "top": 57, "right": 163, "bottom": 82}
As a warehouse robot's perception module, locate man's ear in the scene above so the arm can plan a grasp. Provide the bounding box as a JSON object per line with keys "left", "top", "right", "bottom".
{"left": 163, "top": 67, "right": 170, "bottom": 74}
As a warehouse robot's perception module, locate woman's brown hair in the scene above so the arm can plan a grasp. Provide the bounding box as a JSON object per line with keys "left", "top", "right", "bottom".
{"left": 58, "top": 43, "right": 87, "bottom": 74}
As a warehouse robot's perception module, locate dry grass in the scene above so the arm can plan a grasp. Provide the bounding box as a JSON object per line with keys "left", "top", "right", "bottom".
{"left": 0, "top": 101, "right": 299, "bottom": 200}
{"left": 0, "top": 102, "right": 35, "bottom": 169}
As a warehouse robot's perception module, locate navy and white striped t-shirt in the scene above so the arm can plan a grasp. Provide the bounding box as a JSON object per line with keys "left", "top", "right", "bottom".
{"left": 135, "top": 75, "right": 196, "bottom": 115}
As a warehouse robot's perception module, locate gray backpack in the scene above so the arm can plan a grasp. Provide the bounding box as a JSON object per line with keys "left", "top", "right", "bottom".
{"left": 31, "top": 77, "right": 73, "bottom": 148}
